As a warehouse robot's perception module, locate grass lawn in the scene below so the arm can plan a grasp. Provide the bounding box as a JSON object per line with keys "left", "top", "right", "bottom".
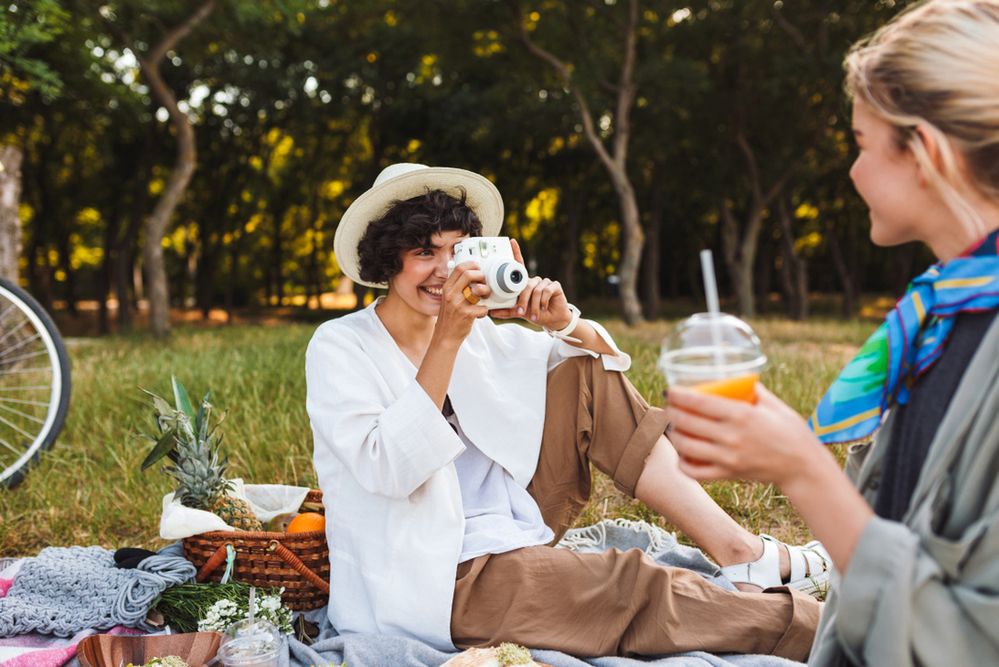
{"left": 0, "top": 313, "right": 872, "bottom": 557}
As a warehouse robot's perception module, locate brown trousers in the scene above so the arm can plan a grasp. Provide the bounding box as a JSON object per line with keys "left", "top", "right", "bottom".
{"left": 450, "top": 356, "right": 820, "bottom": 661}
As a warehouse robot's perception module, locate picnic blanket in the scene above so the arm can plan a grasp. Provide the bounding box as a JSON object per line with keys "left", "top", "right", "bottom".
{"left": 283, "top": 520, "right": 804, "bottom": 667}
{"left": 0, "top": 626, "right": 143, "bottom": 667}
{"left": 2, "top": 521, "right": 806, "bottom": 667}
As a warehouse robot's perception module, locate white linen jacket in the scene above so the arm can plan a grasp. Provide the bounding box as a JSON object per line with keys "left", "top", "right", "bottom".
{"left": 305, "top": 301, "right": 629, "bottom": 650}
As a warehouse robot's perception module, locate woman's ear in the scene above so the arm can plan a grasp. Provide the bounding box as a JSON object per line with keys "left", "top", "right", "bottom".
{"left": 912, "top": 125, "right": 940, "bottom": 189}
{"left": 912, "top": 124, "right": 974, "bottom": 192}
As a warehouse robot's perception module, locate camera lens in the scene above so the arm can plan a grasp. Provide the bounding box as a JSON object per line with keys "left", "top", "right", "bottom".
{"left": 510, "top": 270, "right": 524, "bottom": 284}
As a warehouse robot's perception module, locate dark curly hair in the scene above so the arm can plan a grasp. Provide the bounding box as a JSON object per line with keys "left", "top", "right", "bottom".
{"left": 357, "top": 188, "right": 483, "bottom": 285}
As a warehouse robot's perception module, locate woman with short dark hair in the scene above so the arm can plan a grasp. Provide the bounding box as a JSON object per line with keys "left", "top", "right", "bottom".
{"left": 306, "top": 163, "right": 823, "bottom": 659}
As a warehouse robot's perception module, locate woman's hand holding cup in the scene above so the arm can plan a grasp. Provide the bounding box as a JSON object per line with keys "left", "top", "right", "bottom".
{"left": 664, "top": 384, "right": 823, "bottom": 486}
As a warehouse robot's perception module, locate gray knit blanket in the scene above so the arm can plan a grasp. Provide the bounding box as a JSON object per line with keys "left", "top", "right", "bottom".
{"left": 0, "top": 546, "right": 195, "bottom": 637}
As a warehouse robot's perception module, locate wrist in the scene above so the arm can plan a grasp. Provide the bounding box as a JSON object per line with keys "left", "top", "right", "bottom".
{"left": 552, "top": 310, "right": 574, "bottom": 330}
{"left": 779, "top": 445, "right": 840, "bottom": 502}
{"left": 544, "top": 304, "right": 581, "bottom": 342}
{"left": 429, "top": 331, "right": 463, "bottom": 354}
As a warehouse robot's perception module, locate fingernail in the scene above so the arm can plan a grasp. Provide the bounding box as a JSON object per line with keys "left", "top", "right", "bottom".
{"left": 530, "top": 315, "right": 537, "bottom": 321}
{"left": 517, "top": 307, "right": 524, "bottom": 315}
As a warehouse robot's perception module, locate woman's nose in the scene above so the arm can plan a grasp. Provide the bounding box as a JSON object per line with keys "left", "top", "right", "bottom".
{"left": 436, "top": 253, "right": 452, "bottom": 276}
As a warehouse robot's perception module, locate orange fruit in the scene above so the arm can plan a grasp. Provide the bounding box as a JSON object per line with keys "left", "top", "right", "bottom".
{"left": 286, "top": 512, "right": 326, "bottom": 534}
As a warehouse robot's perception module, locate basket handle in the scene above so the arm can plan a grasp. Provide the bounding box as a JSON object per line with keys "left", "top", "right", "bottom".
{"left": 195, "top": 544, "right": 230, "bottom": 582}
{"left": 268, "top": 540, "right": 331, "bottom": 594}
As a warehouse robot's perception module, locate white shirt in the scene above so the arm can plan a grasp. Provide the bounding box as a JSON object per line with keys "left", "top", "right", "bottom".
{"left": 306, "top": 299, "right": 630, "bottom": 650}
{"left": 445, "top": 402, "right": 555, "bottom": 562}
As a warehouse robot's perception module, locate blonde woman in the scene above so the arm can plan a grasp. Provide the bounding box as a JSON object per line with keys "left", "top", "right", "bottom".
{"left": 664, "top": 1, "right": 999, "bottom": 665}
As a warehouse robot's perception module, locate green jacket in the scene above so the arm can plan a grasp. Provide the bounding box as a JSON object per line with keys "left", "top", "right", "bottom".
{"left": 810, "top": 315, "right": 999, "bottom": 666}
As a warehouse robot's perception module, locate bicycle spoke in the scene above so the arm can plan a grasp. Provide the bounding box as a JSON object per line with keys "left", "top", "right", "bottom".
{"left": 0, "top": 302, "right": 19, "bottom": 325}
{"left": 0, "top": 318, "right": 29, "bottom": 347}
{"left": 0, "top": 436, "right": 21, "bottom": 456}
{"left": 0, "top": 331, "right": 42, "bottom": 359}
{"left": 0, "top": 367, "right": 53, "bottom": 377}
{"left": 0, "top": 349, "right": 49, "bottom": 366}
{"left": 0, "top": 402, "right": 44, "bottom": 425}
{"left": 0, "top": 412, "right": 34, "bottom": 440}
{"left": 0, "top": 396, "right": 50, "bottom": 407}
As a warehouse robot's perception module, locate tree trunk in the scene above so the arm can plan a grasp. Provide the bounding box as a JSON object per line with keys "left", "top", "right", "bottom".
{"left": 719, "top": 203, "right": 739, "bottom": 302}
{"left": 560, "top": 189, "right": 583, "bottom": 303}
{"left": 54, "top": 199, "right": 78, "bottom": 316}
{"left": 614, "top": 174, "right": 645, "bottom": 324}
{"left": 777, "top": 198, "right": 808, "bottom": 320}
{"left": 98, "top": 196, "right": 122, "bottom": 335}
{"left": 825, "top": 218, "right": 858, "bottom": 318}
{"left": 306, "top": 183, "right": 322, "bottom": 308}
{"left": 137, "top": 0, "right": 215, "bottom": 338}
{"left": 0, "top": 146, "right": 23, "bottom": 282}
{"left": 754, "top": 235, "right": 773, "bottom": 315}
{"left": 26, "top": 111, "right": 58, "bottom": 308}
{"left": 720, "top": 132, "right": 794, "bottom": 317}
{"left": 721, "top": 202, "right": 768, "bottom": 317}
{"left": 116, "top": 135, "right": 152, "bottom": 332}
{"left": 519, "top": 0, "right": 644, "bottom": 324}
{"left": 270, "top": 210, "right": 285, "bottom": 306}
{"left": 641, "top": 176, "right": 663, "bottom": 319}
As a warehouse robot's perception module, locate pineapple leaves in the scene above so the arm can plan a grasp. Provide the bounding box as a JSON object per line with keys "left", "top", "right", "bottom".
{"left": 137, "top": 377, "right": 261, "bottom": 529}
{"left": 140, "top": 388, "right": 174, "bottom": 418}
{"left": 196, "top": 392, "right": 211, "bottom": 444}
{"left": 141, "top": 428, "right": 178, "bottom": 471}
{"left": 172, "top": 376, "right": 197, "bottom": 422}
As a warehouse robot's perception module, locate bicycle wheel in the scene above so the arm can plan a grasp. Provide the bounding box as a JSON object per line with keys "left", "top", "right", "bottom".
{"left": 0, "top": 278, "right": 72, "bottom": 488}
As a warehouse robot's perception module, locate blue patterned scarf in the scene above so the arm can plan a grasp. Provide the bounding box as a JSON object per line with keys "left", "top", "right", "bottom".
{"left": 810, "top": 229, "right": 999, "bottom": 445}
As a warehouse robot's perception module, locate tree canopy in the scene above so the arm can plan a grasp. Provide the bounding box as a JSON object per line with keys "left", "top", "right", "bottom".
{"left": 2, "top": 0, "right": 927, "bottom": 333}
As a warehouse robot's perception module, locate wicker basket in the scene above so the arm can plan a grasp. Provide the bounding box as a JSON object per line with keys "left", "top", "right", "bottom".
{"left": 182, "top": 489, "right": 330, "bottom": 611}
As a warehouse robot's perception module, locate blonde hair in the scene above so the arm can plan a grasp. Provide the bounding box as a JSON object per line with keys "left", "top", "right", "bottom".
{"left": 845, "top": 0, "right": 999, "bottom": 236}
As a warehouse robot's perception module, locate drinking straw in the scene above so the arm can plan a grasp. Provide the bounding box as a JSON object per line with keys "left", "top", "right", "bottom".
{"left": 699, "top": 250, "right": 725, "bottom": 364}
{"left": 248, "top": 585, "right": 256, "bottom": 627}
{"left": 700, "top": 249, "right": 721, "bottom": 316}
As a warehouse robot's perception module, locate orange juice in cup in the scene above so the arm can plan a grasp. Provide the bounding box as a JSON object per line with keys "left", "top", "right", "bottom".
{"left": 691, "top": 372, "right": 760, "bottom": 403}
{"left": 658, "top": 313, "right": 767, "bottom": 404}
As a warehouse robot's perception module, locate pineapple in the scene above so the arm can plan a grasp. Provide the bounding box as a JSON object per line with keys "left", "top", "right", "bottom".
{"left": 140, "top": 376, "right": 263, "bottom": 531}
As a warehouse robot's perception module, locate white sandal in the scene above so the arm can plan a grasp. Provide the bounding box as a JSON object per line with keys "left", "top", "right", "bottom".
{"left": 720, "top": 534, "right": 832, "bottom": 596}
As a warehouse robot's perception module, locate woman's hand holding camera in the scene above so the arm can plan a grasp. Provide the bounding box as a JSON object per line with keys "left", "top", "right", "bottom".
{"left": 490, "top": 239, "right": 572, "bottom": 330}
{"left": 434, "top": 262, "right": 490, "bottom": 347}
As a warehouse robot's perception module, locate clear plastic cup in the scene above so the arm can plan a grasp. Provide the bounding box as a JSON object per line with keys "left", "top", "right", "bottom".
{"left": 658, "top": 313, "right": 767, "bottom": 403}
{"left": 217, "top": 618, "right": 282, "bottom": 667}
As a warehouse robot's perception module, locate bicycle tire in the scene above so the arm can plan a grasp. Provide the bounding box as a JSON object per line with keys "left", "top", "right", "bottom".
{"left": 0, "top": 278, "right": 72, "bottom": 488}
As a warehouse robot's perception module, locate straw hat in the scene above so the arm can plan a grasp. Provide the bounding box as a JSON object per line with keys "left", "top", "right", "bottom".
{"left": 334, "top": 163, "right": 504, "bottom": 288}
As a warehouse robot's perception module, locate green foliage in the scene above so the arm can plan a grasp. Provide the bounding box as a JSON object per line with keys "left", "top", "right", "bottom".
{"left": 0, "top": 0, "right": 68, "bottom": 102}
{"left": 7, "top": 0, "right": 925, "bottom": 321}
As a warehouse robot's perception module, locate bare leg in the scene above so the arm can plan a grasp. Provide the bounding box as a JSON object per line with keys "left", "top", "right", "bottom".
{"left": 635, "top": 436, "right": 790, "bottom": 587}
